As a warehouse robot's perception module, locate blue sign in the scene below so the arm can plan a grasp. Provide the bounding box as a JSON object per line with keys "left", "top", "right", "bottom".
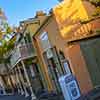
{"left": 59, "top": 74, "right": 81, "bottom": 100}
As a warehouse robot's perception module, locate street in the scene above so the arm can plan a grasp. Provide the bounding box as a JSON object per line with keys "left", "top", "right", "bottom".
{"left": 0, "top": 95, "right": 31, "bottom": 100}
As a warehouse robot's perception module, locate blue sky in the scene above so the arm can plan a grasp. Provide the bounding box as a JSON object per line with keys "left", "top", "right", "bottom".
{"left": 0, "top": 0, "right": 58, "bottom": 26}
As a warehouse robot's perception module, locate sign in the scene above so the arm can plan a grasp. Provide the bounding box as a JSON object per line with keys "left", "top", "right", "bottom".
{"left": 63, "top": 61, "right": 71, "bottom": 76}
{"left": 59, "top": 74, "right": 81, "bottom": 100}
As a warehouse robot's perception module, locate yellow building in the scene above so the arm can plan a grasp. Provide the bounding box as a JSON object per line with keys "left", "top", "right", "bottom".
{"left": 53, "top": 0, "right": 100, "bottom": 94}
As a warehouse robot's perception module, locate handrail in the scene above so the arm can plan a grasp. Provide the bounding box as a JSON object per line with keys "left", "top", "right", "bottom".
{"left": 10, "top": 43, "right": 35, "bottom": 67}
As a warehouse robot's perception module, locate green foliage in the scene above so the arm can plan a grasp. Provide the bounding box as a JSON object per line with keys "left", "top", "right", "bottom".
{"left": 89, "top": 0, "right": 100, "bottom": 7}
{"left": 0, "top": 10, "right": 15, "bottom": 57}
{"left": 92, "top": 6, "right": 100, "bottom": 16}
{"left": 0, "top": 36, "right": 15, "bottom": 59}
{"left": 96, "top": 29, "right": 100, "bottom": 34}
{"left": 80, "top": 0, "right": 100, "bottom": 24}
{"left": 89, "top": 0, "right": 100, "bottom": 16}
{"left": 6, "top": 26, "right": 13, "bottom": 34}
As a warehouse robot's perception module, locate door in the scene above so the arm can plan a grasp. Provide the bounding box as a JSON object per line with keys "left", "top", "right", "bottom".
{"left": 80, "top": 38, "right": 100, "bottom": 87}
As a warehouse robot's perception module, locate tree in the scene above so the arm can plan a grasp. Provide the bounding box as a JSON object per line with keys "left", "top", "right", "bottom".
{"left": 89, "top": 0, "right": 100, "bottom": 7}
{"left": 80, "top": 0, "right": 100, "bottom": 25}
{"left": 0, "top": 8, "right": 15, "bottom": 57}
{"left": 89, "top": 0, "right": 100, "bottom": 17}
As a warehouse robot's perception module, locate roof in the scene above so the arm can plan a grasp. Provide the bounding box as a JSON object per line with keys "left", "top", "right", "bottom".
{"left": 20, "top": 12, "right": 51, "bottom": 36}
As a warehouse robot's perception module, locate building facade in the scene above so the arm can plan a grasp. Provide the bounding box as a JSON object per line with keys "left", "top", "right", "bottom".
{"left": 53, "top": 0, "right": 100, "bottom": 94}
{"left": 32, "top": 0, "right": 100, "bottom": 95}
{"left": 21, "top": 11, "right": 56, "bottom": 92}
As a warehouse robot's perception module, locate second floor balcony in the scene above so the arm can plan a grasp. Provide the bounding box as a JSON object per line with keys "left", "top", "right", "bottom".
{"left": 10, "top": 43, "right": 36, "bottom": 68}
{"left": 0, "top": 63, "right": 7, "bottom": 75}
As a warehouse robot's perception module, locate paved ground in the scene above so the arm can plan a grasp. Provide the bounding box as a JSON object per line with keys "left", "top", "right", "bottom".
{"left": 0, "top": 94, "right": 64, "bottom": 100}
{"left": 0, "top": 95, "right": 31, "bottom": 100}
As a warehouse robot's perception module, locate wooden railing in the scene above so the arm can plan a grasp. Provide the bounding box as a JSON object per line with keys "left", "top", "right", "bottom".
{"left": 0, "top": 63, "right": 7, "bottom": 75}
{"left": 10, "top": 43, "right": 36, "bottom": 67}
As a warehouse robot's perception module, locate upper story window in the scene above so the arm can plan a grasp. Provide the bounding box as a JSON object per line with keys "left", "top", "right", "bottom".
{"left": 40, "top": 32, "right": 48, "bottom": 41}
{"left": 24, "top": 33, "right": 32, "bottom": 43}
{"left": 39, "top": 32, "right": 51, "bottom": 51}
{"left": 59, "top": 50, "right": 65, "bottom": 60}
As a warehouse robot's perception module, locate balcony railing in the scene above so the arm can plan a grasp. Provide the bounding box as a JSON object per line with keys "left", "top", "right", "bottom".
{"left": 0, "top": 63, "right": 7, "bottom": 75}
{"left": 10, "top": 43, "right": 36, "bottom": 67}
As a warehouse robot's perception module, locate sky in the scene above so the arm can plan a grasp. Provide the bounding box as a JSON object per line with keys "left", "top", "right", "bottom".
{"left": 0, "top": 0, "right": 58, "bottom": 26}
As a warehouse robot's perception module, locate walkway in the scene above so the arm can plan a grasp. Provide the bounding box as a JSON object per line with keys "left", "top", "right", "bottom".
{"left": 0, "top": 94, "right": 64, "bottom": 100}
{"left": 0, "top": 94, "right": 31, "bottom": 100}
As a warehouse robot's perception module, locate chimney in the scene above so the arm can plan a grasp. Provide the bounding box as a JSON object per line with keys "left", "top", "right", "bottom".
{"left": 35, "top": 11, "right": 46, "bottom": 18}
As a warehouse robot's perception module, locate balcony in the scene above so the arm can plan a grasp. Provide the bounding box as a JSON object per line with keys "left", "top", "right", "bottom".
{"left": 0, "top": 63, "right": 7, "bottom": 75}
{"left": 10, "top": 43, "right": 36, "bottom": 68}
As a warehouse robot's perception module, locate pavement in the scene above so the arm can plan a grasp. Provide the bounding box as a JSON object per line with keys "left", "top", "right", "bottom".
{"left": 0, "top": 89, "right": 64, "bottom": 100}
{"left": 0, "top": 94, "right": 31, "bottom": 100}
{"left": 0, "top": 94, "right": 64, "bottom": 100}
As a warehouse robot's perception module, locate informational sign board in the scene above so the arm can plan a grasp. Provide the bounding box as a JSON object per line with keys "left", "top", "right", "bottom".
{"left": 59, "top": 74, "right": 81, "bottom": 100}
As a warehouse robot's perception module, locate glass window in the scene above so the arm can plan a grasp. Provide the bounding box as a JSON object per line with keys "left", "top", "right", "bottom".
{"left": 59, "top": 51, "right": 65, "bottom": 60}
{"left": 63, "top": 60, "right": 71, "bottom": 76}
{"left": 39, "top": 32, "right": 51, "bottom": 51}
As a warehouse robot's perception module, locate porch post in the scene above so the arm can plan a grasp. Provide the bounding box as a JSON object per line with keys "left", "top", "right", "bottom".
{"left": 21, "top": 61, "right": 36, "bottom": 100}
{"left": 15, "top": 67, "right": 24, "bottom": 95}
{"left": 17, "top": 64, "right": 29, "bottom": 97}
{"left": 0, "top": 76, "right": 6, "bottom": 95}
{"left": 6, "top": 64, "right": 14, "bottom": 93}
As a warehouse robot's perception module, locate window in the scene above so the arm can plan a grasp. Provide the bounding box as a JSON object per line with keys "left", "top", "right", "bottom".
{"left": 24, "top": 33, "right": 32, "bottom": 43}
{"left": 59, "top": 51, "right": 65, "bottom": 60}
{"left": 63, "top": 60, "right": 71, "bottom": 76}
{"left": 39, "top": 32, "right": 51, "bottom": 51}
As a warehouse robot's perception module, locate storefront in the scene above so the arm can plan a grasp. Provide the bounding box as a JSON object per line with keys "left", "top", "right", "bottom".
{"left": 35, "top": 31, "right": 65, "bottom": 92}
{"left": 53, "top": 0, "right": 100, "bottom": 94}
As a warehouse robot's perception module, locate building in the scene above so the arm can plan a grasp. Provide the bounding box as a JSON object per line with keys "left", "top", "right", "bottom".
{"left": 32, "top": 13, "right": 66, "bottom": 93}
{"left": 0, "top": 63, "right": 9, "bottom": 94}
{"left": 31, "top": 0, "right": 100, "bottom": 95}
{"left": 53, "top": 0, "right": 100, "bottom": 94}
{"left": 0, "top": 12, "right": 49, "bottom": 98}
{"left": 0, "top": 34, "right": 17, "bottom": 94}
{"left": 21, "top": 11, "right": 56, "bottom": 92}
{"left": 10, "top": 31, "right": 45, "bottom": 99}
{"left": 0, "top": 29, "right": 39, "bottom": 99}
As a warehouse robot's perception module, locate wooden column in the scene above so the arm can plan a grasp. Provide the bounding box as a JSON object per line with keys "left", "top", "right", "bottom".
{"left": 21, "top": 61, "right": 36, "bottom": 100}
{"left": 0, "top": 76, "right": 6, "bottom": 95}
{"left": 17, "top": 64, "right": 29, "bottom": 97}
{"left": 15, "top": 67, "right": 24, "bottom": 95}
